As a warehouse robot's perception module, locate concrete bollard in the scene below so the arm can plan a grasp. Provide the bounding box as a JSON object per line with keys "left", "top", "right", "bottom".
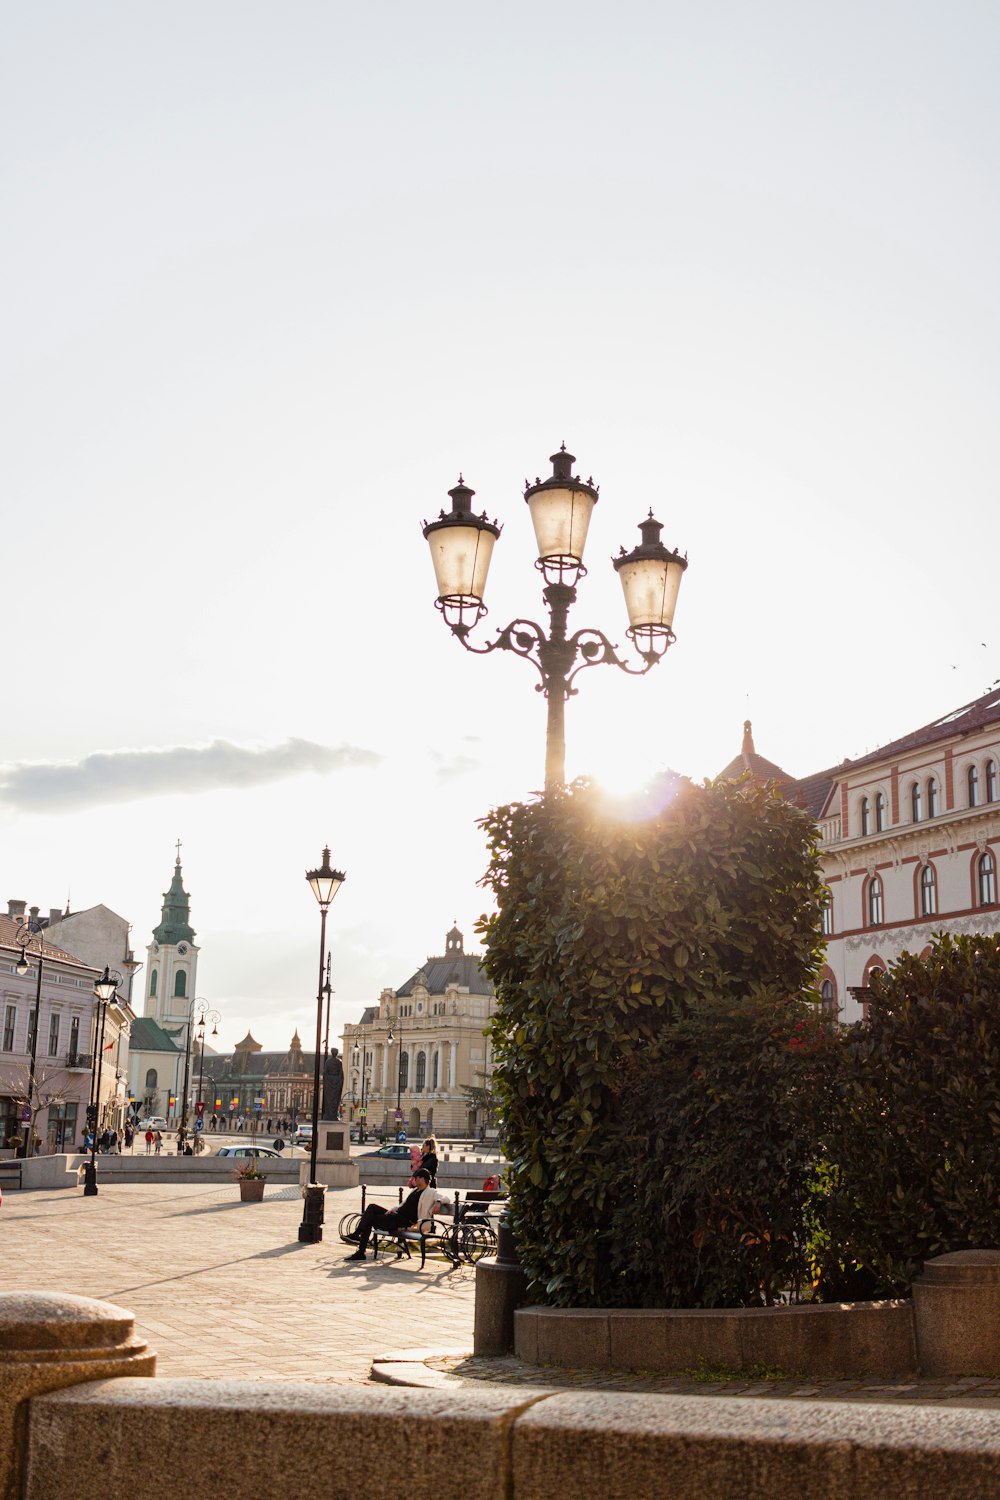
{"left": 474, "top": 1221, "right": 529, "bottom": 1356}
{"left": 0, "top": 1292, "right": 155, "bottom": 1500}
{"left": 913, "top": 1249, "right": 1000, "bottom": 1375}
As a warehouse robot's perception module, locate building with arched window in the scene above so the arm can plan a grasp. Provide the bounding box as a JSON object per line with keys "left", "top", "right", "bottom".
{"left": 342, "top": 925, "right": 495, "bottom": 1139}
{"left": 720, "top": 683, "right": 1000, "bottom": 1023}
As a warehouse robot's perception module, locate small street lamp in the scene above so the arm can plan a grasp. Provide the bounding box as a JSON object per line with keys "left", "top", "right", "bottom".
{"left": 422, "top": 445, "right": 688, "bottom": 791}
{"left": 14, "top": 924, "right": 45, "bottom": 1159}
{"left": 84, "top": 965, "right": 123, "bottom": 1196}
{"left": 299, "top": 846, "right": 346, "bottom": 1244}
{"left": 352, "top": 1033, "right": 370, "bottom": 1142}
{"left": 195, "top": 1005, "right": 222, "bottom": 1141}
{"left": 386, "top": 1017, "right": 404, "bottom": 1136}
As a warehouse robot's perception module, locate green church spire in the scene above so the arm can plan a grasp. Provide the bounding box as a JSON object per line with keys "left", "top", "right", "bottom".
{"left": 152, "top": 851, "right": 195, "bottom": 945}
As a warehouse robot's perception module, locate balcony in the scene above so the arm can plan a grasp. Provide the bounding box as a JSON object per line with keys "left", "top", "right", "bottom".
{"left": 64, "top": 1051, "right": 90, "bottom": 1071}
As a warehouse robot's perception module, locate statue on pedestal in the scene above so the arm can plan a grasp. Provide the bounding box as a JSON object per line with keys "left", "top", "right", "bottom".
{"left": 322, "top": 1047, "right": 344, "bottom": 1120}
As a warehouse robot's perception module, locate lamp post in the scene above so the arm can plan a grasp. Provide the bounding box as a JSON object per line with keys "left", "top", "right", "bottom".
{"left": 299, "top": 846, "right": 346, "bottom": 1244}
{"left": 386, "top": 1018, "right": 404, "bottom": 1136}
{"left": 178, "top": 997, "right": 216, "bottom": 1148}
{"left": 422, "top": 445, "right": 688, "bottom": 791}
{"left": 84, "top": 965, "right": 123, "bottom": 1196}
{"left": 352, "top": 1033, "right": 370, "bottom": 1142}
{"left": 14, "top": 924, "right": 45, "bottom": 1159}
{"left": 195, "top": 1006, "right": 221, "bottom": 1141}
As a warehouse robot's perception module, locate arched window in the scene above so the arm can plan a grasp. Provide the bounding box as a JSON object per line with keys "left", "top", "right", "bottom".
{"left": 927, "top": 776, "right": 939, "bottom": 817}
{"left": 867, "top": 874, "right": 884, "bottom": 927}
{"left": 920, "top": 864, "right": 937, "bottom": 917}
{"left": 415, "top": 1051, "right": 426, "bottom": 1092}
{"left": 987, "top": 761, "right": 998, "bottom": 803}
{"left": 174, "top": 969, "right": 187, "bottom": 998}
{"left": 875, "top": 792, "right": 886, "bottom": 832}
{"left": 820, "top": 979, "right": 837, "bottom": 1018}
{"left": 821, "top": 888, "right": 833, "bottom": 936}
{"left": 978, "top": 851, "right": 997, "bottom": 907}
{"left": 860, "top": 797, "right": 870, "bottom": 836}
{"left": 911, "top": 783, "right": 922, "bottom": 822}
{"left": 145, "top": 1068, "right": 158, "bottom": 1089}
{"left": 431, "top": 1052, "right": 439, "bottom": 1089}
{"left": 398, "top": 1052, "right": 409, "bottom": 1089}
{"left": 969, "top": 765, "right": 980, "bottom": 807}
{"left": 150, "top": 969, "right": 158, "bottom": 997}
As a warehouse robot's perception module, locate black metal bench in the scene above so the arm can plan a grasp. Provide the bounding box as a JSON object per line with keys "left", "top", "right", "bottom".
{"left": 0, "top": 1161, "right": 23, "bottom": 1191}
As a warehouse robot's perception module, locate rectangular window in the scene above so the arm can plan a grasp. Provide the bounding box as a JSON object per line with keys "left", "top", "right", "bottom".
{"left": 26, "top": 1007, "right": 37, "bottom": 1052}
{"left": 69, "top": 1016, "right": 80, "bottom": 1063}
{"left": 3, "top": 1005, "right": 14, "bottom": 1051}
{"left": 48, "top": 1012, "right": 60, "bottom": 1056}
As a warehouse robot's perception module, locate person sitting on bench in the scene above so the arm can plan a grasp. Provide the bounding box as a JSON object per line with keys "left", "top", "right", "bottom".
{"left": 345, "top": 1168, "right": 440, "bottom": 1262}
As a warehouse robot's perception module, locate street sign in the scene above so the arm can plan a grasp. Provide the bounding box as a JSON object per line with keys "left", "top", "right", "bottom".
{"left": 195, "top": 1117, "right": 204, "bottom": 1132}
{"left": 20, "top": 1106, "right": 30, "bottom": 1122}
{"left": 358, "top": 1107, "right": 366, "bottom": 1117}
{"left": 253, "top": 1099, "right": 263, "bottom": 1111}
{"left": 195, "top": 1101, "right": 206, "bottom": 1117}
{"left": 394, "top": 1109, "right": 403, "bottom": 1121}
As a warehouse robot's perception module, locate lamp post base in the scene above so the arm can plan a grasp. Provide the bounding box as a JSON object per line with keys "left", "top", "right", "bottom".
{"left": 82, "top": 1157, "right": 98, "bottom": 1197}
{"left": 298, "top": 1182, "right": 326, "bottom": 1243}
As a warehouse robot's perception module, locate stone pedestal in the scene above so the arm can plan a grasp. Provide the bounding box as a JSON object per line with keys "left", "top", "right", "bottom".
{"left": 913, "top": 1249, "right": 1000, "bottom": 1375}
{"left": 297, "top": 1119, "right": 359, "bottom": 1190}
{"left": 0, "top": 1292, "right": 155, "bottom": 1500}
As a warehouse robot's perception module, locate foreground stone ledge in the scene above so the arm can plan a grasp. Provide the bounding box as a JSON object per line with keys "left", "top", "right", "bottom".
{"left": 513, "top": 1389, "right": 1000, "bottom": 1500}
{"left": 25, "top": 1379, "right": 540, "bottom": 1500}
{"left": 0, "top": 1293, "right": 154, "bottom": 1500}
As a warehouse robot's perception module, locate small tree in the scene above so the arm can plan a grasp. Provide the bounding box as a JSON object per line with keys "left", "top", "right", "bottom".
{"left": 479, "top": 773, "right": 827, "bottom": 1307}
{"left": 820, "top": 932, "right": 1000, "bottom": 1296}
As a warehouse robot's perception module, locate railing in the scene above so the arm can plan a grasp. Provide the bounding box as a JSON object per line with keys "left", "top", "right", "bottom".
{"left": 64, "top": 1051, "right": 90, "bottom": 1070}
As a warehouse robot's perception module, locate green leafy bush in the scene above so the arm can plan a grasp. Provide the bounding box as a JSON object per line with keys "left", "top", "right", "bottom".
{"left": 819, "top": 932, "right": 1000, "bottom": 1296}
{"left": 478, "top": 773, "right": 827, "bottom": 1307}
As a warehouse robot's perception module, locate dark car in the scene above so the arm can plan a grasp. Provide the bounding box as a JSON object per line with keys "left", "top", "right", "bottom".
{"left": 360, "top": 1143, "right": 414, "bottom": 1160}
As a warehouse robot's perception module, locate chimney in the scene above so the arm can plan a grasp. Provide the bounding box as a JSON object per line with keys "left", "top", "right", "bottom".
{"left": 49, "top": 909, "right": 63, "bottom": 926}
{"left": 7, "top": 899, "right": 26, "bottom": 920}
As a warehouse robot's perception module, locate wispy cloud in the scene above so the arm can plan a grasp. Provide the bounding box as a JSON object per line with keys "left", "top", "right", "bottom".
{"left": 427, "top": 748, "right": 481, "bottom": 781}
{"left": 0, "top": 738, "right": 381, "bottom": 814}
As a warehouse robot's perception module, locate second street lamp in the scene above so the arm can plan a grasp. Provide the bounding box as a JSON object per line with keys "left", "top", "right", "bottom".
{"left": 299, "top": 846, "right": 346, "bottom": 1244}
{"left": 84, "top": 965, "right": 123, "bottom": 1196}
{"left": 422, "top": 444, "right": 688, "bottom": 791}
{"left": 14, "top": 924, "right": 45, "bottom": 1159}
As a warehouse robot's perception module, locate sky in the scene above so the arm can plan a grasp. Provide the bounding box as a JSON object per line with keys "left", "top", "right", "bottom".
{"left": 2, "top": 3, "right": 998, "bottom": 1051}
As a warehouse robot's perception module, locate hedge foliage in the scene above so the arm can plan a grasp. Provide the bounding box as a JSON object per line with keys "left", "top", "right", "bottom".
{"left": 477, "top": 774, "right": 828, "bottom": 1307}
{"left": 818, "top": 932, "right": 1000, "bottom": 1297}
{"left": 479, "top": 775, "right": 1000, "bottom": 1309}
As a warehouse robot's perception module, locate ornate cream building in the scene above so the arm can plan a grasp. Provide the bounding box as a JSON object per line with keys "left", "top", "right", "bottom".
{"left": 722, "top": 684, "right": 1000, "bottom": 1024}
{"left": 342, "top": 925, "right": 494, "bottom": 1138}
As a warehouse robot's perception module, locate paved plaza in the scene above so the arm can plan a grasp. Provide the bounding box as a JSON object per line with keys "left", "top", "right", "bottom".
{"left": 0, "top": 1180, "right": 476, "bottom": 1383}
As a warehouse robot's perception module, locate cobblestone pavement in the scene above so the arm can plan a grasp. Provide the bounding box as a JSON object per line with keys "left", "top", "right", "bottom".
{"left": 412, "top": 1353, "right": 1000, "bottom": 1409}
{"left": 0, "top": 1181, "right": 477, "bottom": 1383}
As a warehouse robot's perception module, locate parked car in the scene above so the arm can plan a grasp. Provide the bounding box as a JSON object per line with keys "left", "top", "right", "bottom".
{"left": 294, "top": 1123, "right": 313, "bottom": 1148}
{"left": 360, "top": 1143, "right": 414, "bottom": 1160}
{"left": 215, "top": 1146, "right": 283, "bottom": 1159}
{"left": 139, "top": 1116, "right": 168, "bottom": 1130}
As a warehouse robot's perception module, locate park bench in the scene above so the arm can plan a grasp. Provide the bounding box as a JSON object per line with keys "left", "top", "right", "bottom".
{"left": 0, "top": 1160, "right": 23, "bottom": 1190}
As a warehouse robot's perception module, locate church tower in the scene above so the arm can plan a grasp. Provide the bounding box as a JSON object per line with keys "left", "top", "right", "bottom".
{"left": 144, "top": 847, "right": 199, "bottom": 1033}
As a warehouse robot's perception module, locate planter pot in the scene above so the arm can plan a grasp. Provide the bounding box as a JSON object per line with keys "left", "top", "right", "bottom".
{"left": 239, "top": 1179, "right": 266, "bottom": 1202}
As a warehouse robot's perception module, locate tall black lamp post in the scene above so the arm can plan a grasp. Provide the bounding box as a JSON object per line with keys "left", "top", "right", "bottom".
{"left": 84, "top": 966, "right": 123, "bottom": 1196}
{"left": 195, "top": 1005, "right": 221, "bottom": 1138}
{"left": 422, "top": 445, "right": 688, "bottom": 791}
{"left": 14, "top": 924, "right": 45, "bottom": 1159}
{"left": 299, "top": 846, "right": 346, "bottom": 1244}
{"left": 386, "top": 1017, "right": 404, "bottom": 1136}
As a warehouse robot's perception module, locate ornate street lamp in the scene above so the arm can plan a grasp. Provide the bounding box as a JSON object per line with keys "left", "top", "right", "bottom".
{"left": 299, "top": 846, "right": 346, "bottom": 1244}
{"left": 386, "top": 1018, "right": 404, "bottom": 1135}
{"left": 14, "top": 924, "right": 45, "bottom": 1160}
{"left": 84, "top": 965, "right": 123, "bottom": 1196}
{"left": 422, "top": 445, "right": 688, "bottom": 790}
{"left": 195, "top": 1005, "right": 222, "bottom": 1140}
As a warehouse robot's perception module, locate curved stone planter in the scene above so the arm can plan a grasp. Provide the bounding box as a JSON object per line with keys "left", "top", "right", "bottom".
{"left": 514, "top": 1301, "right": 917, "bottom": 1378}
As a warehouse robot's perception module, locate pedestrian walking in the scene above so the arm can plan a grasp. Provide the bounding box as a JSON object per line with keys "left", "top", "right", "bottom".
{"left": 154, "top": 1130, "right": 162, "bottom": 1155}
